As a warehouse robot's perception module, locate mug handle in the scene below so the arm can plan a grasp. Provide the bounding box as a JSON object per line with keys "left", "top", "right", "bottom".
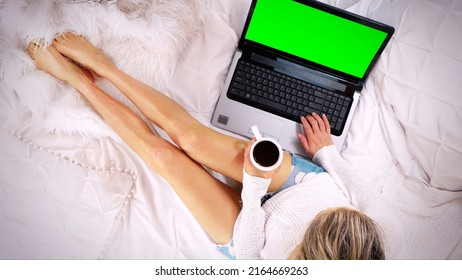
{"left": 250, "top": 125, "right": 263, "bottom": 141}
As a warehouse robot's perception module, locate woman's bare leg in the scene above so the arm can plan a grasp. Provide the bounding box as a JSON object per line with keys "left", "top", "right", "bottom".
{"left": 27, "top": 41, "right": 240, "bottom": 244}
{"left": 52, "top": 33, "right": 292, "bottom": 191}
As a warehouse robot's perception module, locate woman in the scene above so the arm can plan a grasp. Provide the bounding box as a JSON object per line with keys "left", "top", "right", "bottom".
{"left": 27, "top": 33, "right": 388, "bottom": 259}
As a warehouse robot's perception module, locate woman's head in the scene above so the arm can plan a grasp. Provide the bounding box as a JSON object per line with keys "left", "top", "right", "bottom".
{"left": 295, "top": 207, "right": 385, "bottom": 260}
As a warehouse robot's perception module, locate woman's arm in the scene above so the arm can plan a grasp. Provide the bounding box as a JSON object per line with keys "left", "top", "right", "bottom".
{"left": 232, "top": 139, "right": 280, "bottom": 259}
{"left": 232, "top": 171, "right": 271, "bottom": 259}
{"left": 313, "top": 145, "right": 379, "bottom": 209}
{"left": 298, "top": 113, "right": 380, "bottom": 209}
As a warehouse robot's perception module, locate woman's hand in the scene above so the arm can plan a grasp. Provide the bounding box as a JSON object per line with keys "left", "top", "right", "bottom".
{"left": 243, "top": 138, "right": 281, "bottom": 179}
{"left": 298, "top": 112, "right": 334, "bottom": 158}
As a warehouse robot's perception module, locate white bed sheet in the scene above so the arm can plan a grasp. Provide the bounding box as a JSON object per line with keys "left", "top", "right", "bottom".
{"left": 0, "top": 0, "right": 461, "bottom": 259}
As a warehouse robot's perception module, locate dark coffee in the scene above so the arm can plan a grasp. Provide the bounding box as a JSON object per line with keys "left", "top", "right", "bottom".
{"left": 252, "top": 140, "right": 280, "bottom": 167}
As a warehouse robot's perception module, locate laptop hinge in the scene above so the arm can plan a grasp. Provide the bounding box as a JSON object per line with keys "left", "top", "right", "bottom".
{"left": 356, "top": 81, "right": 364, "bottom": 92}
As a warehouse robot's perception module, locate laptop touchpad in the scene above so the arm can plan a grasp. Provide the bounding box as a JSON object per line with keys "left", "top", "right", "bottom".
{"left": 247, "top": 112, "right": 284, "bottom": 141}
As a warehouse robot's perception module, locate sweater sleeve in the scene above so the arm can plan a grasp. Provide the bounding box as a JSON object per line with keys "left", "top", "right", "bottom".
{"left": 313, "top": 145, "right": 381, "bottom": 210}
{"left": 233, "top": 170, "right": 271, "bottom": 259}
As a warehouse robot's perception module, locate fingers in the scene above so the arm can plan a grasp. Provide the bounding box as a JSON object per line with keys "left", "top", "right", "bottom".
{"left": 306, "top": 114, "right": 320, "bottom": 133}
{"left": 299, "top": 112, "right": 333, "bottom": 157}
{"left": 312, "top": 112, "right": 325, "bottom": 132}
{"left": 302, "top": 112, "right": 330, "bottom": 132}
{"left": 300, "top": 114, "right": 314, "bottom": 139}
{"left": 322, "top": 113, "right": 331, "bottom": 133}
{"left": 297, "top": 133, "right": 309, "bottom": 152}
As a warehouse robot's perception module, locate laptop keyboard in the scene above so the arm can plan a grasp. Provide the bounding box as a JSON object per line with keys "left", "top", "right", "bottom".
{"left": 227, "top": 60, "right": 352, "bottom": 136}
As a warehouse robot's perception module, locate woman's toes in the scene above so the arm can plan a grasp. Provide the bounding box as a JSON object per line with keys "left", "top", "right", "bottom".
{"left": 27, "top": 39, "right": 44, "bottom": 58}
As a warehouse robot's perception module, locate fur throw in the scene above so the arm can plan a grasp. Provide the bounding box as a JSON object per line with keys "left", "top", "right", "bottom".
{"left": 0, "top": 0, "right": 209, "bottom": 138}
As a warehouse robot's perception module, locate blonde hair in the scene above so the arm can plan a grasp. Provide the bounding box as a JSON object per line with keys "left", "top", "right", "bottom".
{"left": 294, "top": 207, "right": 385, "bottom": 260}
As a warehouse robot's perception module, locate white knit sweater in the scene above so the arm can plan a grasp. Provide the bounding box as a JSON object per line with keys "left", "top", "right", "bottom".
{"left": 233, "top": 145, "right": 401, "bottom": 259}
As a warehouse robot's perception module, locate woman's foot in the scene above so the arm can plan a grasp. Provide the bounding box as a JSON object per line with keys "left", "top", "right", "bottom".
{"left": 27, "top": 40, "right": 94, "bottom": 90}
{"left": 52, "top": 32, "right": 113, "bottom": 78}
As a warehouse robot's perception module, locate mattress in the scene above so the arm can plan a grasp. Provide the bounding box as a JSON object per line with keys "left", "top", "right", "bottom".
{"left": 0, "top": 0, "right": 461, "bottom": 259}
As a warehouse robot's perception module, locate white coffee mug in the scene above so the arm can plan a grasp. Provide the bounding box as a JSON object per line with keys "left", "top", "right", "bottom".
{"left": 249, "top": 125, "right": 283, "bottom": 172}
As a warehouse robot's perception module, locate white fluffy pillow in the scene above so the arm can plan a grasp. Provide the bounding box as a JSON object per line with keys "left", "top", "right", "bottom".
{"left": 0, "top": 0, "right": 209, "bottom": 138}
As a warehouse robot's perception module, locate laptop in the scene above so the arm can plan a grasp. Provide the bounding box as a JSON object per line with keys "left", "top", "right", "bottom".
{"left": 211, "top": 0, "right": 394, "bottom": 155}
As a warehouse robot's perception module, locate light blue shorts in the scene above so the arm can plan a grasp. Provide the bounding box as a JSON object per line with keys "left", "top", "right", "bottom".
{"left": 260, "top": 153, "right": 325, "bottom": 204}
{"left": 218, "top": 153, "right": 325, "bottom": 259}
{"left": 217, "top": 240, "right": 236, "bottom": 260}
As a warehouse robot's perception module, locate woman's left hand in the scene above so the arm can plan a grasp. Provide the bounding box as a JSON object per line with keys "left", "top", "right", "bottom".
{"left": 243, "top": 138, "right": 281, "bottom": 179}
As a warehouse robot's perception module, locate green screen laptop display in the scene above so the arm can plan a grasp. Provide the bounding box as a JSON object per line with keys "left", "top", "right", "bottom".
{"left": 244, "top": 0, "right": 389, "bottom": 79}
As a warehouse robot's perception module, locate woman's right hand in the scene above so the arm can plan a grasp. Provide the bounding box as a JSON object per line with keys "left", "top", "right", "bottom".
{"left": 298, "top": 112, "right": 334, "bottom": 158}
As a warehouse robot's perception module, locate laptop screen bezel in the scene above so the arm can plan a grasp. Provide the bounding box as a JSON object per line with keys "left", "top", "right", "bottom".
{"left": 238, "top": 0, "right": 395, "bottom": 86}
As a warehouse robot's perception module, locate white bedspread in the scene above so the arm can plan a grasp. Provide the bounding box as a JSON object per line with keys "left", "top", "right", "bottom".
{"left": 0, "top": 0, "right": 461, "bottom": 259}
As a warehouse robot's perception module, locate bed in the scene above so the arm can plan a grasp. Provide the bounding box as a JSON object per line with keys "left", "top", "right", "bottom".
{"left": 0, "top": 0, "right": 461, "bottom": 259}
